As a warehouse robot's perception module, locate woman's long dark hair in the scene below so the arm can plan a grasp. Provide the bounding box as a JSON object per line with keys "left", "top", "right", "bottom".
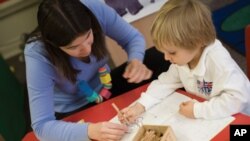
{"left": 27, "top": 0, "right": 108, "bottom": 83}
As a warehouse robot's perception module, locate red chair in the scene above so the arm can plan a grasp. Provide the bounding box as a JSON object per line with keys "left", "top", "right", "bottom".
{"left": 245, "top": 25, "right": 250, "bottom": 79}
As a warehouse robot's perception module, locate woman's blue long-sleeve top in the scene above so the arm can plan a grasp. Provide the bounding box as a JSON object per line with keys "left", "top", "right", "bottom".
{"left": 24, "top": 0, "right": 145, "bottom": 140}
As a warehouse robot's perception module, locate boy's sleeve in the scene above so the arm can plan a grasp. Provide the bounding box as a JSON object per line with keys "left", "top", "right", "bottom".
{"left": 193, "top": 69, "right": 250, "bottom": 119}
{"left": 138, "top": 65, "right": 183, "bottom": 110}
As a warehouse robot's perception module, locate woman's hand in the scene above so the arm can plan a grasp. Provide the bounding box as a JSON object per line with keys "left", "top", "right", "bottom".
{"left": 123, "top": 59, "right": 152, "bottom": 83}
{"left": 88, "top": 122, "right": 128, "bottom": 141}
{"left": 118, "top": 102, "right": 145, "bottom": 124}
{"left": 179, "top": 100, "right": 195, "bottom": 119}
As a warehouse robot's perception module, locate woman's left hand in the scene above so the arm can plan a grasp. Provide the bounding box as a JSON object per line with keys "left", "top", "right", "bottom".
{"left": 179, "top": 100, "right": 195, "bottom": 119}
{"left": 123, "top": 59, "right": 152, "bottom": 83}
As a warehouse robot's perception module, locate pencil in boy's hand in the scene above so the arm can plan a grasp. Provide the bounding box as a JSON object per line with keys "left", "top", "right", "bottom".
{"left": 111, "top": 103, "right": 129, "bottom": 125}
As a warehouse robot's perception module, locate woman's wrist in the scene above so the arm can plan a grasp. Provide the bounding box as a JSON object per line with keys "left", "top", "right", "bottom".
{"left": 87, "top": 123, "right": 95, "bottom": 140}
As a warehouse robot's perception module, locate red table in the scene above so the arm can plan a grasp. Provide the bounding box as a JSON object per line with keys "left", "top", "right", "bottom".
{"left": 22, "top": 84, "right": 250, "bottom": 141}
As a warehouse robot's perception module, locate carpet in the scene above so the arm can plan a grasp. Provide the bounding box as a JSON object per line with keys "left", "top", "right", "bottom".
{"left": 212, "top": 0, "right": 250, "bottom": 55}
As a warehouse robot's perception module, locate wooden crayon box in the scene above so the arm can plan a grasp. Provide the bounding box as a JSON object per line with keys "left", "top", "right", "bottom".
{"left": 133, "top": 125, "right": 176, "bottom": 141}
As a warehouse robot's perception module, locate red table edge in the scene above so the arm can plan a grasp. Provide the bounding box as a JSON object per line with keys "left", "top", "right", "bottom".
{"left": 22, "top": 84, "right": 250, "bottom": 141}
{"left": 22, "top": 84, "right": 147, "bottom": 141}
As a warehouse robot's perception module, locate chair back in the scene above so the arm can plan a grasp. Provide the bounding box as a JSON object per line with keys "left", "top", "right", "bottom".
{"left": 0, "top": 55, "right": 27, "bottom": 141}
{"left": 245, "top": 25, "right": 250, "bottom": 79}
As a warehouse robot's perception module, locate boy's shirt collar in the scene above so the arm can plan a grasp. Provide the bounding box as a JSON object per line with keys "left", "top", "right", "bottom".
{"left": 179, "top": 40, "right": 218, "bottom": 76}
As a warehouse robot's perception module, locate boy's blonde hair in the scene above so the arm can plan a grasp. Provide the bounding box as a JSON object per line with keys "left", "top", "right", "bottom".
{"left": 151, "top": 0, "right": 216, "bottom": 51}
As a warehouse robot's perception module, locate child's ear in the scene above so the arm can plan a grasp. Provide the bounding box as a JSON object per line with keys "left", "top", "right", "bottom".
{"left": 198, "top": 42, "right": 206, "bottom": 48}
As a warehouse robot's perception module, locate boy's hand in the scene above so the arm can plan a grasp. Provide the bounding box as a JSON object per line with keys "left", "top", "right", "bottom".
{"left": 179, "top": 100, "right": 195, "bottom": 119}
{"left": 118, "top": 102, "right": 145, "bottom": 124}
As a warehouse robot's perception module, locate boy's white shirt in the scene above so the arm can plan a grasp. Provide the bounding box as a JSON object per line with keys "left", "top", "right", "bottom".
{"left": 138, "top": 39, "right": 250, "bottom": 119}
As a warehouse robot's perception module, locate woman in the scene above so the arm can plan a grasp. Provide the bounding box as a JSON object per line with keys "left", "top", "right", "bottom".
{"left": 24, "top": 0, "right": 170, "bottom": 140}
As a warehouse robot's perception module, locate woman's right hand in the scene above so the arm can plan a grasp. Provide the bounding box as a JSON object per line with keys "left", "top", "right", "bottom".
{"left": 118, "top": 102, "right": 145, "bottom": 124}
{"left": 88, "top": 122, "right": 128, "bottom": 141}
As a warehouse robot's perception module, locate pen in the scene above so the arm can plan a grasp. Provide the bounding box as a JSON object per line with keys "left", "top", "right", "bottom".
{"left": 111, "top": 103, "right": 130, "bottom": 125}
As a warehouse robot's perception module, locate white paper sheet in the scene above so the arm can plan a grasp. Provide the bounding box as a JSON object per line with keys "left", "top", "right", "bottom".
{"left": 110, "top": 92, "right": 235, "bottom": 141}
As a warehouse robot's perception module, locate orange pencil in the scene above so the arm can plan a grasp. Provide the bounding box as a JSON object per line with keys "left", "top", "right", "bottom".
{"left": 111, "top": 103, "right": 129, "bottom": 125}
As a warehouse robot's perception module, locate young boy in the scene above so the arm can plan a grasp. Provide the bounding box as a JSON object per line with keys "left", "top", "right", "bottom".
{"left": 119, "top": 0, "right": 250, "bottom": 122}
